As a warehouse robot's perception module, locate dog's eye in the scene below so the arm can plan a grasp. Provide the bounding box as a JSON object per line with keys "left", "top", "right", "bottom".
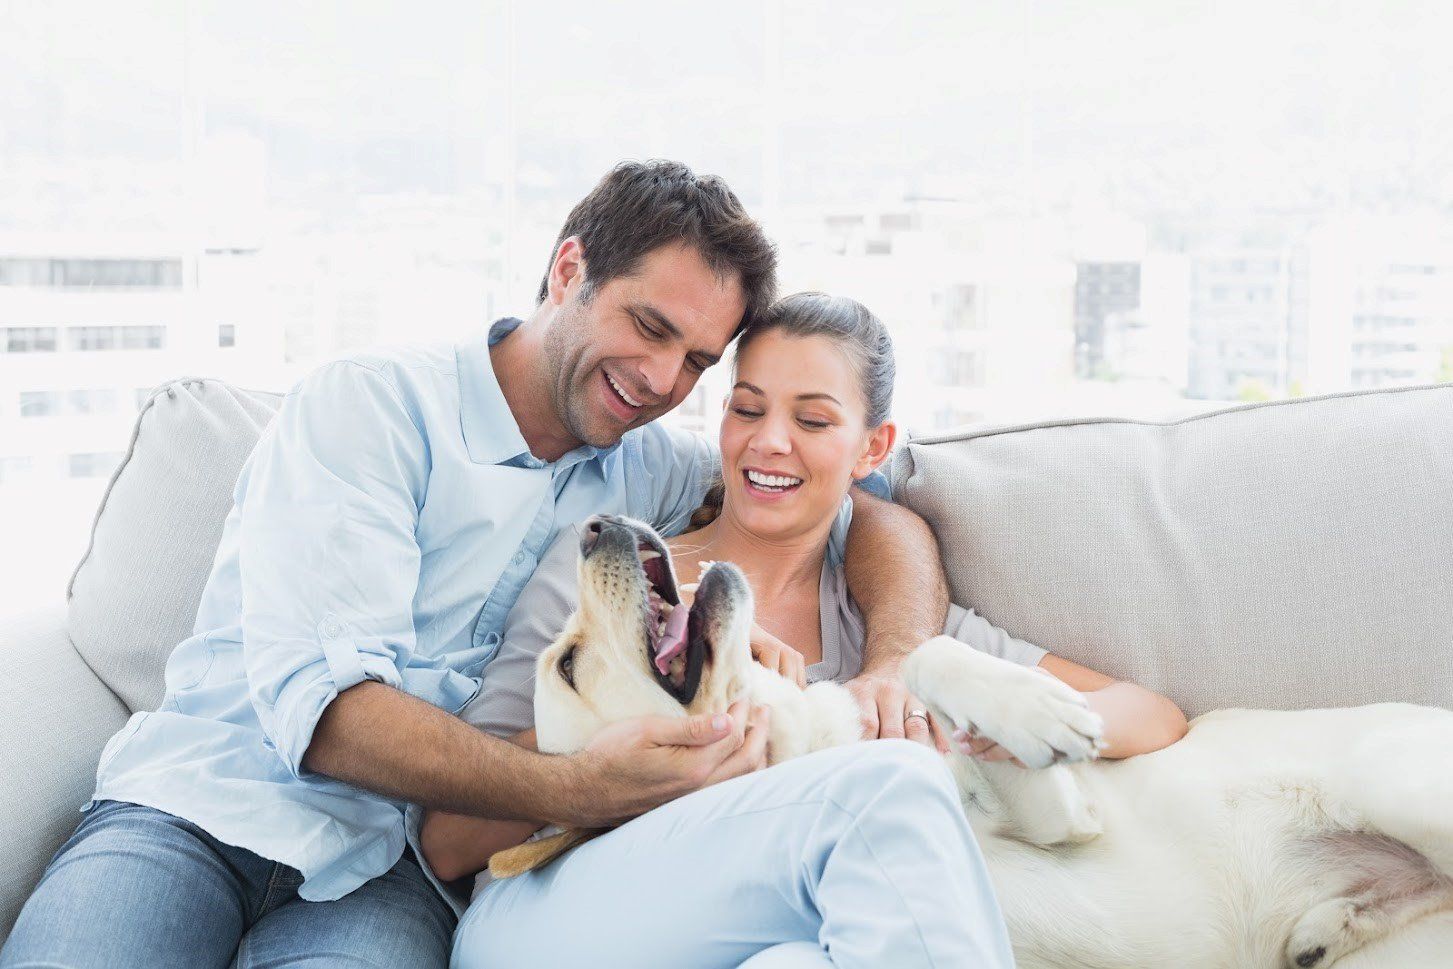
{"left": 559, "top": 645, "right": 577, "bottom": 690}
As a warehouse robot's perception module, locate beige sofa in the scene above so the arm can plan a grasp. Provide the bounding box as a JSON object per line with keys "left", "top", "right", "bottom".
{"left": 3, "top": 377, "right": 1451, "bottom": 939}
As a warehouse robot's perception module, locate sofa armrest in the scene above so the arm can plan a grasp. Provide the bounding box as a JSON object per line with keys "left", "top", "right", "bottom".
{"left": 0, "top": 604, "right": 130, "bottom": 940}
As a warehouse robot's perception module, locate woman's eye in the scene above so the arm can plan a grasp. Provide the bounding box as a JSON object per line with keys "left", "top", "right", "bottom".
{"left": 559, "top": 646, "right": 577, "bottom": 689}
{"left": 799, "top": 418, "right": 831, "bottom": 430}
{"left": 732, "top": 407, "right": 763, "bottom": 419}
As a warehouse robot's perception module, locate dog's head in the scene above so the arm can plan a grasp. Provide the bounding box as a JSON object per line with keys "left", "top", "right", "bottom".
{"left": 533, "top": 515, "right": 756, "bottom": 755}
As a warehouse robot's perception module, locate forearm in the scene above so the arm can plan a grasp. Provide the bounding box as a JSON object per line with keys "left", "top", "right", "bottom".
{"left": 845, "top": 491, "right": 949, "bottom": 673}
{"left": 302, "top": 681, "right": 586, "bottom": 824}
{"left": 420, "top": 812, "right": 542, "bottom": 882}
{"left": 417, "top": 728, "right": 546, "bottom": 880}
{"left": 1081, "top": 682, "right": 1189, "bottom": 759}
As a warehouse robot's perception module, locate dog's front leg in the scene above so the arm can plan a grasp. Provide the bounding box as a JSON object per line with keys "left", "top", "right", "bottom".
{"left": 905, "top": 635, "right": 1105, "bottom": 846}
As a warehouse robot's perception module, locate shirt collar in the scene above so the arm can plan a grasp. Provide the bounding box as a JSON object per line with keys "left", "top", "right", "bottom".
{"left": 455, "top": 317, "right": 622, "bottom": 469}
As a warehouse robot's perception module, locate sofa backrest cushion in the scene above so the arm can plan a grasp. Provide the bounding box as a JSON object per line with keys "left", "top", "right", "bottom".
{"left": 67, "top": 379, "right": 281, "bottom": 713}
{"left": 892, "top": 383, "right": 1453, "bottom": 719}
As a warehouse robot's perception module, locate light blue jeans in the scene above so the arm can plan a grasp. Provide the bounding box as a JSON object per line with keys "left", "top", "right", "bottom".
{"left": 453, "top": 740, "right": 1015, "bottom": 969}
{"left": 1, "top": 799, "right": 455, "bottom": 969}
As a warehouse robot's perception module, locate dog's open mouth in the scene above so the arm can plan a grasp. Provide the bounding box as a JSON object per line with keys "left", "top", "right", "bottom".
{"left": 580, "top": 515, "right": 741, "bottom": 707}
{"left": 640, "top": 544, "right": 686, "bottom": 678}
{"left": 638, "top": 540, "right": 713, "bottom": 703}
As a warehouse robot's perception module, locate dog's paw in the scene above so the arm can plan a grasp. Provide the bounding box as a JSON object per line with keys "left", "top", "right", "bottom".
{"left": 908, "top": 638, "right": 1104, "bottom": 769}
{"left": 974, "top": 668, "right": 1104, "bottom": 768}
{"left": 1285, "top": 898, "right": 1366, "bottom": 969}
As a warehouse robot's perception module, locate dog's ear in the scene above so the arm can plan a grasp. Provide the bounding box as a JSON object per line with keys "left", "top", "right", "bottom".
{"left": 487, "top": 827, "right": 606, "bottom": 879}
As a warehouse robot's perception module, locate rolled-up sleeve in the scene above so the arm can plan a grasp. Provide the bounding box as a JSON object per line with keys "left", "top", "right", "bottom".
{"left": 627, "top": 423, "right": 718, "bottom": 537}
{"left": 459, "top": 525, "right": 583, "bottom": 738}
{"left": 238, "top": 361, "right": 428, "bottom": 778}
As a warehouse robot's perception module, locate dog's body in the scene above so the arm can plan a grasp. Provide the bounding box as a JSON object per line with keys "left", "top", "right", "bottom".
{"left": 526, "top": 516, "right": 1453, "bottom": 969}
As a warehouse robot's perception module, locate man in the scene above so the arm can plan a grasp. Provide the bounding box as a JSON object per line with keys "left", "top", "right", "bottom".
{"left": 2, "top": 161, "right": 1001, "bottom": 968}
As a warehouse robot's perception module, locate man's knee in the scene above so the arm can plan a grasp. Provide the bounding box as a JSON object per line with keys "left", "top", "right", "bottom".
{"left": 1, "top": 802, "right": 249, "bottom": 969}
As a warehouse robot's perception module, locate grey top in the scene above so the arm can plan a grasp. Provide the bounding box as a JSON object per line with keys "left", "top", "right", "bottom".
{"left": 459, "top": 523, "right": 1048, "bottom": 739}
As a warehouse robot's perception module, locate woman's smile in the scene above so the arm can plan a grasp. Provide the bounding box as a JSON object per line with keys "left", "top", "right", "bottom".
{"left": 741, "top": 467, "right": 806, "bottom": 501}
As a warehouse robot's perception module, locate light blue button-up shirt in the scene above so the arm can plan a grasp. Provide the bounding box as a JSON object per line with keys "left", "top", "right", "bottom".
{"left": 89, "top": 318, "right": 721, "bottom": 902}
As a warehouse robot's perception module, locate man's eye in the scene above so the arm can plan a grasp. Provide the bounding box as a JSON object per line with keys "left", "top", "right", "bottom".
{"left": 559, "top": 646, "right": 577, "bottom": 689}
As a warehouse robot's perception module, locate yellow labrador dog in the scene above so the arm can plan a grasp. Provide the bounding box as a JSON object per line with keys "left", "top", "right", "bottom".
{"left": 506, "top": 515, "right": 1453, "bottom": 969}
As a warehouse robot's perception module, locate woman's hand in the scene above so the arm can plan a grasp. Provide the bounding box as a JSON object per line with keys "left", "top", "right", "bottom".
{"left": 952, "top": 727, "right": 1028, "bottom": 767}
{"left": 843, "top": 671, "right": 950, "bottom": 752}
{"left": 750, "top": 624, "right": 807, "bottom": 688}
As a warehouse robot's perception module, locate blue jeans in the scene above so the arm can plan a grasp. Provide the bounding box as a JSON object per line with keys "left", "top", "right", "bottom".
{"left": 1, "top": 800, "right": 455, "bottom": 969}
{"left": 454, "top": 740, "right": 1015, "bottom": 969}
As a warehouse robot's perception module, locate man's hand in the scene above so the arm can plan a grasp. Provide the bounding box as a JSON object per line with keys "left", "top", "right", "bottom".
{"left": 750, "top": 624, "right": 807, "bottom": 688}
{"left": 562, "top": 699, "right": 771, "bottom": 827}
{"left": 844, "top": 670, "right": 948, "bottom": 752}
{"left": 842, "top": 492, "right": 950, "bottom": 747}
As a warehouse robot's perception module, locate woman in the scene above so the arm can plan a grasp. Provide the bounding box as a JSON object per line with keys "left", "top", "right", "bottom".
{"left": 425, "top": 292, "right": 1189, "bottom": 967}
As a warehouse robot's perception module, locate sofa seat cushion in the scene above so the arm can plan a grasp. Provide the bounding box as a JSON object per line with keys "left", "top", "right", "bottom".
{"left": 892, "top": 383, "right": 1453, "bottom": 719}
{"left": 66, "top": 379, "right": 282, "bottom": 713}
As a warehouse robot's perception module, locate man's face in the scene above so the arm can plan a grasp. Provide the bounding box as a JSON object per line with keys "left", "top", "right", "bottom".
{"left": 544, "top": 243, "right": 746, "bottom": 449}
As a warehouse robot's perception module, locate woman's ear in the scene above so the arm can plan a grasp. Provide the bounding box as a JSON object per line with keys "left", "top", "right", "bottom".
{"left": 852, "top": 420, "right": 898, "bottom": 480}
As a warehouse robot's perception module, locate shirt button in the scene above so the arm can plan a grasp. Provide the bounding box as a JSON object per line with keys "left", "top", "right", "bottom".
{"left": 320, "top": 618, "right": 343, "bottom": 638}
{"left": 512, "top": 551, "right": 526, "bottom": 565}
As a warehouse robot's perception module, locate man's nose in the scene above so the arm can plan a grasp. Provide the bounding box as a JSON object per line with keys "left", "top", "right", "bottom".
{"left": 639, "top": 352, "right": 684, "bottom": 400}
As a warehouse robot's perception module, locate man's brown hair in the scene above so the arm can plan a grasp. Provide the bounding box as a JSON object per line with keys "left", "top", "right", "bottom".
{"left": 537, "top": 159, "right": 778, "bottom": 332}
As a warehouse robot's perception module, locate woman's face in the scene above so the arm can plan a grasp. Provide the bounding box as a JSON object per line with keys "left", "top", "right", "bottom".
{"left": 720, "top": 330, "right": 894, "bottom": 544}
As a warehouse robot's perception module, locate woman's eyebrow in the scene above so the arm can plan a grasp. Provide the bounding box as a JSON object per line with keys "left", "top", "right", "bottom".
{"left": 732, "top": 382, "right": 842, "bottom": 406}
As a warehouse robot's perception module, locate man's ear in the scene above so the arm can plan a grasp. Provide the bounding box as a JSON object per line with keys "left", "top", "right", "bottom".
{"left": 852, "top": 420, "right": 898, "bottom": 480}
{"left": 547, "top": 236, "right": 587, "bottom": 306}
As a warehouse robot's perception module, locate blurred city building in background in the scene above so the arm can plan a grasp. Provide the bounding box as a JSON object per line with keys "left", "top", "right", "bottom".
{"left": 4, "top": 0, "right": 1452, "bottom": 609}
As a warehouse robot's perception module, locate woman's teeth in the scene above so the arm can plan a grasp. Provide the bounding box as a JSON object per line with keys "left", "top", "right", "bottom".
{"left": 606, "top": 372, "right": 643, "bottom": 408}
{"left": 745, "top": 469, "right": 803, "bottom": 492}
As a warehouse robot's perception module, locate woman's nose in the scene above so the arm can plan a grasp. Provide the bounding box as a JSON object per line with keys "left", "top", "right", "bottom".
{"left": 749, "top": 416, "right": 792, "bottom": 455}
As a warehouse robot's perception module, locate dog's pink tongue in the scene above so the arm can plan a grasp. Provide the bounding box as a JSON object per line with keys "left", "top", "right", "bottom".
{"left": 653, "top": 603, "right": 691, "bottom": 675}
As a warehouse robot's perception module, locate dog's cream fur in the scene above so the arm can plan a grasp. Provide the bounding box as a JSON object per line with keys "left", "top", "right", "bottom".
{"left": 532, "top": 517, "right": 1453, "bottom": 969}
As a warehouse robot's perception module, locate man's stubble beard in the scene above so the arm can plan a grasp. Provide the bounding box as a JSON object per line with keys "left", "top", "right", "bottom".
{"left": 543, "top": 296, "right": 615, "bottom": 450}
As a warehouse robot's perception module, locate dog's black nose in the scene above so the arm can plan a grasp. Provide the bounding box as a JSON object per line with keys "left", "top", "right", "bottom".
{"left": 580, "top": 515, "right": 621, "bottom": 556}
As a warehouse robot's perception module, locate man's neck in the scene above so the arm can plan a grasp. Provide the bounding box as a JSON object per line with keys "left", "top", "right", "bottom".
{"left": 488, "top": 312, "right": 579, "bottom": 463}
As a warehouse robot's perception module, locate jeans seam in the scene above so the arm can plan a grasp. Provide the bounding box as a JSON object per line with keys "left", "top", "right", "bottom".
{"left": 256, "top": 862, "right": 291, "bottom": 921}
